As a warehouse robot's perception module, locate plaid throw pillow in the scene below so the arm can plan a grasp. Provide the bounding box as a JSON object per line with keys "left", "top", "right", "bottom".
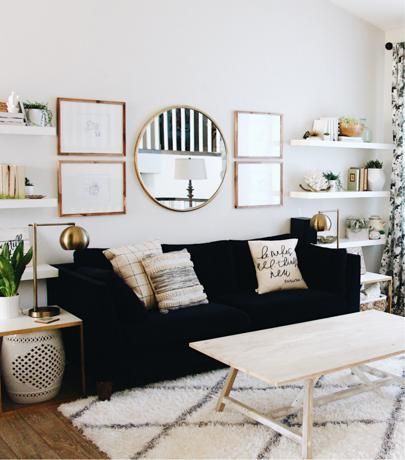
{"left": 103, "top": 240, "right": 162, "bottom": 309}
{"left": 142, "top": 249, "right": 208, "bottom": 311}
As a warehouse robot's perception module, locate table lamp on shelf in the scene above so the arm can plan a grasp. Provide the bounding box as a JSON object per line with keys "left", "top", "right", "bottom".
{"left": 174, "top": 157, "right": 207, "bottom": 208}
{"left": 310, "top": 209, "right": 340, "bottom": 248}
{"left": 28, "top": 222, "right": 89, "bottom": 318}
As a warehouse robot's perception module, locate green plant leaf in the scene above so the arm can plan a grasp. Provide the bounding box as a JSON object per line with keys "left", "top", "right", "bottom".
{"left": 0, "top": 255, "right": 17, "bottom": 296}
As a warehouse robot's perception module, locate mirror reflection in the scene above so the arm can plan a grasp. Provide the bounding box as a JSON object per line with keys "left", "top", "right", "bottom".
{"left": 135, "top": 107, "right": 227, "bottom": 211}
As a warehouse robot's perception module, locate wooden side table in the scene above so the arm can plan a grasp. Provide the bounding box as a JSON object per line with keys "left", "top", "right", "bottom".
{"left": 0, "top": 308, "right": 85, "bottom": 413}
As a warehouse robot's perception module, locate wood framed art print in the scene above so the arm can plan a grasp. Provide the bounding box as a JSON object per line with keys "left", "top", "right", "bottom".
{"left": 234, "top": 161, "right": 283, "bottom": 208}
{"left": 58, "top": 161, "right": 126, "bottom": 216}
{"left": 57, "top": 98, "right": 126, "bottom": 156}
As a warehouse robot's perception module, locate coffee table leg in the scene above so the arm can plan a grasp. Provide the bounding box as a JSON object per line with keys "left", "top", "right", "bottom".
{"left": 302, "top": 378, "right": 314, "bottom": 459}
{"left": 216, "top": 367, "right": 238, "bottom": 412}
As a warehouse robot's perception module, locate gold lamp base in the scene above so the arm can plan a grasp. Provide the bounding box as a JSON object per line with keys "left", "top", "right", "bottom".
{"left": 28, "top": 306, "right": 61, "bottom": 318}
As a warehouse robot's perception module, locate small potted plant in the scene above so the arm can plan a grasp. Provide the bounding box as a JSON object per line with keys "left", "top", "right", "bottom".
{"left": 0, "top": 241, "right": 32, "bottom": 319}
{"left": 339, "top": 117, "right": 363, "bottom": 137}
{"left": 323, "top": 171, "right": 341, "bottom": 192}
{"left": 365, "top": 160, "right": 385, "bottom": 191}
{"left": 25, "top": 177, "right": 34, "bottom": 196}
{"left": 23, "top": 101, "right": 52, "bottom": 127}
{"left": 323, "top": 132, "right": 331, "bottom": 141}
{"left": 346, "top": 217, "right": 369, "bottom": 241}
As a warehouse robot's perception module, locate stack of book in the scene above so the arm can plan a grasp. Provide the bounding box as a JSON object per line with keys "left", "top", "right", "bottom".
{"left": 0, "top": 165, "right": 25, "bottom": 198}
{"left": 347, "top": 167, "right": 368, "bottom": 191}
{"left": 313, "top": 117, "right": 339, "bottom": 141}
{"left": 0, "top": 112, "right": 25, "bottom": 126}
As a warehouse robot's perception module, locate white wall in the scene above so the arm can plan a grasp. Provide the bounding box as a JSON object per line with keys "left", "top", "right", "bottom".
{"left": 0, "top": 0, "right": 389, "bottom": 307}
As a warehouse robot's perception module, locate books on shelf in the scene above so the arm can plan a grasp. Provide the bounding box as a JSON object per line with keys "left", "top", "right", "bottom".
{"left": 313, "top": 117, "right": 339, "bottom": 141}
{"left": 0, "top": 112, "right": 25, "bottom": 125}
{"left": 347, "top": 167, "right": 368, "bottom": 191}
{"left": 0, "top": 164, "right": 25, "bottom": 198}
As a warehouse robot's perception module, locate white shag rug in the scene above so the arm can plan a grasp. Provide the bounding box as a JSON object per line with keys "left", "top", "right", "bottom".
{"left": 59, "top": 357, "right": 405, "bottom": 459}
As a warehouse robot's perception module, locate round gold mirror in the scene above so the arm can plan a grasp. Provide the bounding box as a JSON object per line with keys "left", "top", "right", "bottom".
{"left": 135, "top": 106, "right": 227, "bottom": 211}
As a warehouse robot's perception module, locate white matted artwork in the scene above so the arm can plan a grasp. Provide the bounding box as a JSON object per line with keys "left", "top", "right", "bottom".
{"left": 57, "top": 98, "right": 126, "bottom": 156}
{"left": 235, "top": 111, "right": 282, "bottom": 158}
{"left": 234, "top": 161, "right": 282, "bottom": 207}
{"left": 58, "top": 161, "right": 126, "bottom": 216}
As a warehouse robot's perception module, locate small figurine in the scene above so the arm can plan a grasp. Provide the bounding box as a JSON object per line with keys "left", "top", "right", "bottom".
{"left": 7, "top": 91, "right": 20, "bottom": 113}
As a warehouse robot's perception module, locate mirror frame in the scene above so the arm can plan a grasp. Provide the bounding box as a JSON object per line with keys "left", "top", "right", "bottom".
{"left": 134, "top": 105, "right": 228, "bottom": 212}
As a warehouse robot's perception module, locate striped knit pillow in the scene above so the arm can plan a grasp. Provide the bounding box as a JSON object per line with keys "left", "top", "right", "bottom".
{"left": 142, "top": 250, "right": 208, "bottom": 311}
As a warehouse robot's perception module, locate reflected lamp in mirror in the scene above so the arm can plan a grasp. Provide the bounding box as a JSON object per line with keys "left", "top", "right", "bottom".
{"left": 135, "top": 106, "right": 227, "bottom": 212}
{"left": 310, "top": 209, "right": 340, "bottom": 248}
{"left": 174, "top": 158, "right": 207, "bottom": 208}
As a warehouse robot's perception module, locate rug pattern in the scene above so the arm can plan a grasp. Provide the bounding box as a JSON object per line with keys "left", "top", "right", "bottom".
{"left": 59, "top": 357, "right": 405, "bottom": 459}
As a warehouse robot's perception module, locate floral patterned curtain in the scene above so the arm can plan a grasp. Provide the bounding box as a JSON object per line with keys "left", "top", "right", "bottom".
{"left": 381, "top": 42, "right": 405, "bottom": 315}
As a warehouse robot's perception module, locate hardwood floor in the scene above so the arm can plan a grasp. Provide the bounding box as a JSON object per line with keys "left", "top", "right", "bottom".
{"left": 0, "top": 403, "right": 106, "bottom": 459}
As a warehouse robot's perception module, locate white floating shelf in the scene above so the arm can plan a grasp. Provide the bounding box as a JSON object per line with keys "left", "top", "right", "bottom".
{"left": 316, "top": 238, "right": 386, "bottom": 249}
{"left": 0, "top": 125, "right": 56, "bottom": 136}
{"left": 0, "top": 198, "right": 57, "bottom": 209}
{"left": 361, "top": 272, "right": 391, "bottom": 285}
{"left": 21, "top": 264, "right": 59, "bottom": 282}
{"left": 290, "top": 139, "right": 394, "bottom": 150}
{"left": 289, "top": 191, "right": 389, "bottom": 199}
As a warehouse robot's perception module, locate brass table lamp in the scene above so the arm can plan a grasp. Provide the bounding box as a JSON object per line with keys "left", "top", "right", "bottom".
{"left": 310, "top": 209, "right": 340, "bottom": 248}
{"left": 28, "top": 222, "right": 89, "bottom": 318}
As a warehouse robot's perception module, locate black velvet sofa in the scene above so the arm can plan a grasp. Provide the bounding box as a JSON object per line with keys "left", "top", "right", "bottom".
{"left": 47, "top": 233, "right": 360, "bottom": 397}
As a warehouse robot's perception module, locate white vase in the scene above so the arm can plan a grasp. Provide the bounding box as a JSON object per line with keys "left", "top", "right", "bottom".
{"left": 367, "top": 169, "right": 385, "bottom": 191}
{"left": 328, "top": 180, "right": 339, "bottom": 192}
{"left": 1, "top": 330, "right": 65, "bottom": 404}
{"left": 0, "top": 295, "right": 21, "bottom": 320}
{"left": 25, "top": 185, "right": 34, "bottom": 196}
{"left": 27, "top": 109, "right": 48, "bottom": 127}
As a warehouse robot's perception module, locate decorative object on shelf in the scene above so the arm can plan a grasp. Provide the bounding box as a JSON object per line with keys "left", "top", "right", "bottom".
{"left": 300, "top": 170, "right": 329, "bottom": 192}
{"left": 0, "top": 111, "right": 25, "bottom": 126}
{"left": 174, "top": 158, "right": 207, "bottom": 208}
{"left": 339, "top": 116, "right": 363, "bottom": 138}
{"left": 323, "top": 132, "right": 331, "bottom": 141}
{"left": 0, "top": 100, "right": 7, "bottom": 112}
{"left": 310, "top": 209, "right": 340, "bottom": 248}
{"left": 360, "top": 118, "right": 372, "bottom": 142}
{"left": 23, "top": 101, "right": 52, "bottom": 127}
{"left": 0, "top": 240, "right": 32, "bottom": 319}
{"left": 28, "top": 222, "right": 89, "bottom": 318}
{"left": 365, "top": 159, "right": 385, "bottom": 191}
{"left": 24, "top": 177, "right": 34, "bottom": 196}
{"left": 368, "top": 215, "right": 385, "bottom": 240}
{"left": 1, "top": 330, "right": 65, "bottom": 404}
{"left": 323, "top": 171, "right": 341, "bottom": 192}
{"left": 26, "top": 194, "right": 45, "bottom": 199}
{"left": 135, "top": 106, "right": 227, "bottom": 212}
{"left": 234, "top": 161, "right": 282, "bottom": 207}
{"left": 312, "top": 117, "right": 339, "bottom": 141}
{"left": 57, "top": 97, "right": 126, "bottom": 156}
{"left": 303, "top": 129, "right": 321, "bottom": 140}
{"left": 347, "top": 167, "right": 368, "bottom": 191}
{"left": 6, "top": 91, "right": 20, "bottom": 113}
{"left": 0, "top": 165, "right": 25, "bottom": 198}
{"left": 346, "top": 217, "right": 369, "bottom": 240}
{"left": 58, "top": 160, "right": 126, "bottom": 216}
{"left": 234, "top": 111, "right": 282, "bottom": 158}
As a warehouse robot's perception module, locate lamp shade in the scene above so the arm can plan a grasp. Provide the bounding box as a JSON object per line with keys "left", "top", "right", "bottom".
{"left": 310, "top": 213, "right": 332, "bottom": 232}
{"left": 60, "top": 225, "right": 90, "bottom": 250}
{"left": 174, "top": 158, "right": 207, "bottom": 180}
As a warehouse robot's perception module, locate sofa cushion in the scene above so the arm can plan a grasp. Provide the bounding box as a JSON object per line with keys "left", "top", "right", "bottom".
{"left": 216, "top": 289, "right": 345, "bottom": 329}
{"left": 162, "top": 240, "right": 235, "bottom": 297}
{"left": 74, "top": 248, "right": 111, "bottom": 270}
{"left": 230, "top": 234, "right": 291, "bottom": 293}
{"left": 126, "top": 302, "right": 250, "bottom": 348}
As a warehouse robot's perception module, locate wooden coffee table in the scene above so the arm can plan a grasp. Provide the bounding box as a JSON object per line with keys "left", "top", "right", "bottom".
{"left": 190, "top": 311, "right": 405, "bottom": 459}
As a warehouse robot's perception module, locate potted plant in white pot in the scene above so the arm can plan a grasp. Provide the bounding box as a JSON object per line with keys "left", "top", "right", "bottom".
{"left": 25, "top": 177, "right": 34, "bottom": 196}
{"left": 366, "top": 160, "right": 385, "bottom": 191}
{"left": 323, "top": 171, "right": 341, "bottom": 192}
{"left": 23, "top": 101, "right": 52, "bottom": 127}
{"left": 0, "top": 241, "right": 32, "bottom": 319}
{"left": 346, "top": 217, "right": 369, "bottom": 241}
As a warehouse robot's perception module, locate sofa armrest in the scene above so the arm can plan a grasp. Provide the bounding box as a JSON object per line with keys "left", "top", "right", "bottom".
{"left": 345, "top": 253, "right": 361, "bottom": 312}
{"left": 47, "top": 264, "right": 133, "bottom": 386}
{"left": 297, "top": 244, "right": 353, "bottom": 295}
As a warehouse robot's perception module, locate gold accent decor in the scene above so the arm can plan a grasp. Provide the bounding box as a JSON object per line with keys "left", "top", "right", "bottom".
{"left": 28, "top": 223, "right": 90, "bottom": 318}
{"left": 310, "top": 210, "right": 340, "bottom": 248}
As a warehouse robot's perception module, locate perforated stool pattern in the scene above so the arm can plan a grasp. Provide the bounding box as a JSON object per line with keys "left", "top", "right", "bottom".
{"left": 1, "top": 330, "right": 65, "bottom": 404}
